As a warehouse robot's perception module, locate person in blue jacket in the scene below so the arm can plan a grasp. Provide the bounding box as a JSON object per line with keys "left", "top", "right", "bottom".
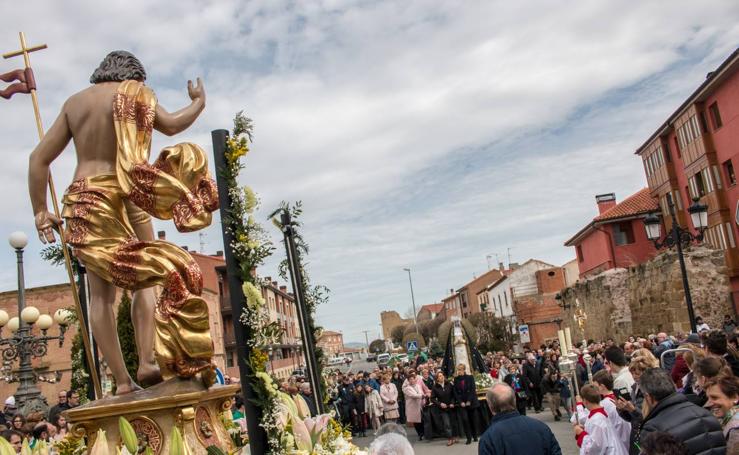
{"left": 479, "top": 383, "right": 562, "bottom": 455}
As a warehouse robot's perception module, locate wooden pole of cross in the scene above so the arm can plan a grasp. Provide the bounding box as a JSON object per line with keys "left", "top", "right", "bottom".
{"left": 3, "top": 32, "right": 102, "bottom": 399}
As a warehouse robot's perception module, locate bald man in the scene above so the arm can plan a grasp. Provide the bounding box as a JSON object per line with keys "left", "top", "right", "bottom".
{"left": 478, "top": 384, "right": 561, "bottom": 455}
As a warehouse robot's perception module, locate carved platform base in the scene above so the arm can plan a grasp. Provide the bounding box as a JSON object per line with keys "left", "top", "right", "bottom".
{"left": 64, "top": 379, "right": 240, "bottom": 454}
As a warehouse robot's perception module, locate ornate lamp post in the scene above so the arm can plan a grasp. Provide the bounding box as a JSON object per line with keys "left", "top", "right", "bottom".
{"left": 643, "top": 194, "right": 708, "bottom": 333}
{"left": 6, "top": 232, "right": 71, "bottom": 416}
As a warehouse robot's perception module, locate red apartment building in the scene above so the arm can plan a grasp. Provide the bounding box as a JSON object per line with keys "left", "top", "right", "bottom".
{"left": 635, "top": 48, "right": 739, "bottom": 308}
{"left": 565, "top": 190, "right": 659, "bottom": 278}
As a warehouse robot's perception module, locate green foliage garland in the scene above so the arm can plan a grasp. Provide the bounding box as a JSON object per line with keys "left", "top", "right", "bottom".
{"left": 220, "top": 112, "right": 287, "bottom": 453}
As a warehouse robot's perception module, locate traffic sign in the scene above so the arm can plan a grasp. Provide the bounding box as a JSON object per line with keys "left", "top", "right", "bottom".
{"left": 518, "top": 324, "right": 530, "bottom": 343}
{"left": 407, "top": 340, "right": 418, "bottom": 352}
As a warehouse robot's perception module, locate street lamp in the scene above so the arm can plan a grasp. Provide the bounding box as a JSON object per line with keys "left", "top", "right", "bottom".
{"left": 402, "top": 268, "right": 419, "bottom": 333}
{"left": 5, "top": 232, "right": 70, "bottom": 416}
{"left": 268, "top": 345, "right": 274, "bottom": 374}
{"left": 643, "top": 195, "right": 708, "bottom": 333}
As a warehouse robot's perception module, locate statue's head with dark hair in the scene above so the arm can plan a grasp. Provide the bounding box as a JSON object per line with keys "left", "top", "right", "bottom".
{"left": 90, "top": 51, "right": 146, "bottom": 84}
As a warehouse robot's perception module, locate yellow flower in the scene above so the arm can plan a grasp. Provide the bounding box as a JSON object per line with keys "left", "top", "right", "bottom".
{"left": 243, "top": 186, "right": 258, "bottom": 213}
{"left": 242, "top": 282, "right": 265, "bottom": 308}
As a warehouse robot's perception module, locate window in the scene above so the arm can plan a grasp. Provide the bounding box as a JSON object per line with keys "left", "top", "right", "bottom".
{"left": 674, "top": 136, "right": 682, "bottom": 158}
{"left": 709, "top": 102, "right": 723, "bottom": 129}
{"left": 694, "top": 171, "right": 707, "bottom": 197}
{"left": 227, "top": 352, "right": 234, "bottom": 368}
{"left": 677, "top": 115, "right": 702, "bottom": 150}
{"left": 725, "top": 159, "right": 736, "bottom": 186}
{"left": 612, "top": 222, "right": 635, "bottom": 246}
{"left": 576, "top": 245, "right": 584, "bottom": 262}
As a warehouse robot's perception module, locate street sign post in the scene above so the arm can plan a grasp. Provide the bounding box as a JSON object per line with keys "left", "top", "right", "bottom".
{"left": 518, "top": 324, "right": 531, "bottom": 344}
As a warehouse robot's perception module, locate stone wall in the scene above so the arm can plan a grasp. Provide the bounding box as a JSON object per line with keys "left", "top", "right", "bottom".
{"left": 560, "top": 246, "right": 732, "bottom": 341}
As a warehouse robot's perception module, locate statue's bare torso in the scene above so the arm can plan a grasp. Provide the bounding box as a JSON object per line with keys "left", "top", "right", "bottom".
{"left": 64, "top": 82, "right": 119, "bottom": 179}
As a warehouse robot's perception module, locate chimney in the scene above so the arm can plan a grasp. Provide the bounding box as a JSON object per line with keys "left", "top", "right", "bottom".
{"left": 265, "top": 276, "right": 271, "bottom": 282}
{"left": 279, "top": 285, "right": 288, "bottom": 292}
{"left": 181, "top": 245, "right": 188, "bottom": 251}
{"left": 595, "top": 193, "right": 617, "bottom": 214}
{"left": 272, "top": 281, "right": 278, "bottom": 287}
{"left": 499, "top": 262, "right": 505, "bottom": 271}
{"left": 510, "top": 262, "right": 520, "bottom": 270}
{"left": 215, "top": 250, "right": 223, "bottom": 257}
{"left": 157, "top": 230, "right": 166, "bottom": 240}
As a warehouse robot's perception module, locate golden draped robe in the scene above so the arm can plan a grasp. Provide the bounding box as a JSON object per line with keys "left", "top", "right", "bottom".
{"left": 62, "top": 80, "right": 218, "bottom": 382}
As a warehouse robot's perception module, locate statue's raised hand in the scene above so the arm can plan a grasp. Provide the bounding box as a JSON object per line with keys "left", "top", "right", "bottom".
{"left": 187, "top": 77, "right": 205, "bottom": 103}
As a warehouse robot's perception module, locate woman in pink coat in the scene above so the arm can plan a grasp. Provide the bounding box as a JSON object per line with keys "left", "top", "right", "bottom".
{"left": 381, "top": 374, "right": 400, "bottom": 422}
{"left": 402, "top": 369, "right": 430, "bottom": 440}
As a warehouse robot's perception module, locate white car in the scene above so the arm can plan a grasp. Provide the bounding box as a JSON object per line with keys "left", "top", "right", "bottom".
{"left": 377, "top": 353, "right": 391, "bottom": 366}
{"left": 327, "top": 356, "right": 345, "bottom": 366}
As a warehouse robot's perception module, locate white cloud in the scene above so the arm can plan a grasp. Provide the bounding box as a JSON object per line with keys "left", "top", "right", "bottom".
{"left": 0, "top": 1, "right": 738, "bottom": 343}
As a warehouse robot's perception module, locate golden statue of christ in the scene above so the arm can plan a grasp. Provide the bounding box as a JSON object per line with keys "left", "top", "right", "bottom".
{"left": 28, "top": 51, "right": 217, "bottom": 394}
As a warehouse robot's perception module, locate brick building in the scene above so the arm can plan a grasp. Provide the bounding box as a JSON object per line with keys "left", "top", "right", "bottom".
{"left": 0, "top": 274, "right": 227, "bottom": 403}
{"left": 417, "top": 303, "right": 444, "bottom": 322}
{"left": 216, "top": 266, "right": 303, "bottom": 380}
{"left": 316, "top": 330, "right": 344, "bottom": 357}
{"left": 635, "top": 47, "right": 739, "bottom": 309}
{"left": 565, "top": 190, "right": 659, "bottom": 278}
{"left": 456, "top": 269, "right": 506, "bottom": 317}
{"left": 514, "top": 267, "right": 567, "bottom": 348}
{"left": 441, "top": 291, "right": 461, "bottom": 320}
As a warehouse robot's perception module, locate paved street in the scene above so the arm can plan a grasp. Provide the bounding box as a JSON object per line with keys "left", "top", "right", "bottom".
{"left": 352, "top": 409, "right": 578, "bottom": 454}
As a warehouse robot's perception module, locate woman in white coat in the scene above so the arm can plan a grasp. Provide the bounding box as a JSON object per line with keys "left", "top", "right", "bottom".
{"left": 365, "top": 384, "right": 384, "bottom": 434}
{"left": 380, "top": 374, "right": 400, "bottom": 422}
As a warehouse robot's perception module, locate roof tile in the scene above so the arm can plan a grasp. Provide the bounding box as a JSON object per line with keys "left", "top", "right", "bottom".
{"left": 593, "top": 188, "right": 658, "bottom": 222}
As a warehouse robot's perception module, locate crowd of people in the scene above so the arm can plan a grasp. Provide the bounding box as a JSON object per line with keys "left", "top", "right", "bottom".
{"left": 475, "top": 317, "right": 739, "bottom": 455}
{"left": 325, "top": 357, "right": 482, "bottom": 447}
{"left": 0, "top": 389, "right": 78, "bottom": 452}
{"left": 321, "top": 315, "right": 739, "bottom": 455}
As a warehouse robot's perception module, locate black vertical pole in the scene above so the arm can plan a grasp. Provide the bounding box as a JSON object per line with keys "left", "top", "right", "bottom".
{"left": 76, "top": 265, "right": 99, "bottom": 402}
{"left": 212, "top": 129, "right": 267, "bottom": 454}
{"left": 667, "top": 193, "right": 697, "bottom": 333}
{"left": 281, "top": 211, "right": 325, "bottom": 414}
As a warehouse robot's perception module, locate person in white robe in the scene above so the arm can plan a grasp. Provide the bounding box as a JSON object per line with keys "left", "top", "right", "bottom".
{"left": 574, "top": 384, "right": 629, "bottom": 455}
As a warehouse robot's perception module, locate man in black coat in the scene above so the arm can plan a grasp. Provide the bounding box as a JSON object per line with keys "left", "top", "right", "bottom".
{"left": 479, "top": 383, "right": 561, "bottom": 455}
{"left": 453, "top": 364, "right": 480, "bottom": 444}
{"left": 522, "top": 354, "right": 543, "bottom": 412}
{"left": 635, "top": 368, "right": 725, "bottom": 455}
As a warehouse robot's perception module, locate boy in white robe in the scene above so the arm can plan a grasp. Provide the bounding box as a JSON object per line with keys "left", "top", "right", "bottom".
{"left": 592, "top": 370, "right": 631, "bottom": 452}
{"left": 573, "top": 384, "right": 628, "bottom": 455}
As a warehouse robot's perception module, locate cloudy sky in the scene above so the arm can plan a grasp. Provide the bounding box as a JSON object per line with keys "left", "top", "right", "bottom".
{"left": 1, "top": 1, "right": 738, "bottom": 344}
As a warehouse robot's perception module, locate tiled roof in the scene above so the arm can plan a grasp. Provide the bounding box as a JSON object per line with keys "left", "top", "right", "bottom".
{"left": 593, "top": 188, "right": 658, "bottom": 222}
{"left": 419, "top": 303, "right": 444, "bottom": 314}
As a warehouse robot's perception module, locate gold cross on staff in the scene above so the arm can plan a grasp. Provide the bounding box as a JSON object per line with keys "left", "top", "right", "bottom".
{"left": 2, "top": 32, "right": 47, "bottom": 67}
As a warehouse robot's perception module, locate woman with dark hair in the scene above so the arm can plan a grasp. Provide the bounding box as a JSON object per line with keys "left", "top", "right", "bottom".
{"left": 10, "top": 414, "right": 24, "bottom": 432}
{"left": 431, "top": 371, "right": 457, "bottom": 446}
